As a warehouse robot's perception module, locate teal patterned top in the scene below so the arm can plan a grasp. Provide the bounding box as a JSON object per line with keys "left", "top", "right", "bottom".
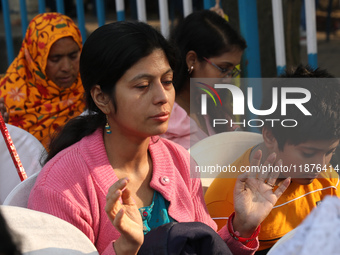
{"left": 138, "top": 191, "right": 174, "bottom": 234}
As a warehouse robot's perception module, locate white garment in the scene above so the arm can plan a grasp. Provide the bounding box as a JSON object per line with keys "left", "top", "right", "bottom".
{"left": 0, "top": 124, "right": 45, "bottom": 204}
{"left": 1, "top": 205, "right": 99, "bottom": 254}
{"left": 270, "top": 195, "right": 340, "bottom": 255}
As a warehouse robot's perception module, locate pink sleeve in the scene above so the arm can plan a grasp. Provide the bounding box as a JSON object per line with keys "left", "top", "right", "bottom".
{"left": 218, "top": 225, "right": 259, "bottom": 255}
{"left": 101, "top": 242, "right": 116, "bottom": 255}
{"left": 190, "top": 177, "right": 259, "bottom": 255}
{"left": 28, "top": 179, "right": 117, "bottom": 254}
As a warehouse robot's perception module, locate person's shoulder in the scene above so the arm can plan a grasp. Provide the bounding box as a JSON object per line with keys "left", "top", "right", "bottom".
{"left": 43, "top": 140, "right": 83, "bottom": 174}
{"left": 34, "top": 135, "right": 95, "bottom": 195}
{"left": 30, "top": 130, "right": 107, "bottom": 202}
{"left": 318, "top": 167, "right": 340, "bottom": 186}
{"left": 43, "top": 130, "right": 102, "bottom": 174}
{"left": 205, "top": 176, "right": 237, "bottom": 204}
{"left": 211, "top": 145, "right": 253, "bottom": 180}
{"left": 231, "top": 146, "right": 253, "bottom": 167}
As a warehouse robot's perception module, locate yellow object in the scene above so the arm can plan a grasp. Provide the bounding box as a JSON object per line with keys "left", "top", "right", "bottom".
{"left": 205, "top": 147, "right": 340, "bottom": 251}
{"left": 0, "top": 13, "right": 85, "bottom": 148}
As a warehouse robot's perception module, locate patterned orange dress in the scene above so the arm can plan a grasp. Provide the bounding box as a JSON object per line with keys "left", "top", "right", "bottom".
{"left": 0, "top": 13, "right": 85, "bottom": 148}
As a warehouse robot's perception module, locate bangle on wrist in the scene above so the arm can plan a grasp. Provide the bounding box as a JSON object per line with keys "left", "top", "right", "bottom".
{"left": 227, "top": 212, "right": 261, "bottom": 244}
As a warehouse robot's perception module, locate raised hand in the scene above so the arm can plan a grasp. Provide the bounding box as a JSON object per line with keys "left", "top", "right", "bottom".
{"left": 105, "top": 178, "right": 144, "bottom": 255}
{"left": 0, "top": 98, "right": 9, "bottom": 123}
{"left": 232, "top": 150, "right": 291, "bottom": 237}
{"left": 210, "top": 0, "right": 225, "bottom": 18}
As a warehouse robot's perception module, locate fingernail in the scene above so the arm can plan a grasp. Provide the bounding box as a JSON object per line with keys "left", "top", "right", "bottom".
{"left": 268, "top": 152, "right": 277, "bottom": 161}
{"left": 277, "top": 159, "right": 283, "bottom": 166}
{"left": 255, "top": 149, "right": 262, "bottom": 157}
{"left": 121, "top": 177, "right": 129, "bottom": 184}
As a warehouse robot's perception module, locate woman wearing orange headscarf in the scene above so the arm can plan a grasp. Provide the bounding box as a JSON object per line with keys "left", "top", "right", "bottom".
{"left": 0, "top": 13, "right": 85, "bottom": 148}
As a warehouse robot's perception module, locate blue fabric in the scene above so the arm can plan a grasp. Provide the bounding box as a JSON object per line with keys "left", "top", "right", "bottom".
{"left": 139, "top": 191, "right": 173, "bottom": 234}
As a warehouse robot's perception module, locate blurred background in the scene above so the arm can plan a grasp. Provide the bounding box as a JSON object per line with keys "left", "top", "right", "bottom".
{"left": 1, "top": 0, "right": 340, "bottom": 76}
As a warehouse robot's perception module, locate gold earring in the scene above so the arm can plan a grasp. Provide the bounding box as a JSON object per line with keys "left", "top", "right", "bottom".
{"left": 188, "top": 66, "right": 194, "bottom": 74}
{"left": 105, "top": 116, "right": 112, "bottom": 134}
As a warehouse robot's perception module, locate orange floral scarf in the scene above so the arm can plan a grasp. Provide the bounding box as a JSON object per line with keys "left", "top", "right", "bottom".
{"left": 0, "top": 13, "right": 85, "bottom": 148}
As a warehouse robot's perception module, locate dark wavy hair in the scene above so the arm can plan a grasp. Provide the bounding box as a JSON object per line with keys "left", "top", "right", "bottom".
{"left": 261, "top": 65, "right": 340, "bottom": 150}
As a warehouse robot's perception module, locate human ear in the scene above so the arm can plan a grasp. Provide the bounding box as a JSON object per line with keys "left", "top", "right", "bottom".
{"left": 262, "top": 126, "right": 278, "bottom": 151}
{"left": 185, "top": 50, "right": 198, "bottom": 71}
{"left": 90, "top": 85, "right": 112, "bottom": 115}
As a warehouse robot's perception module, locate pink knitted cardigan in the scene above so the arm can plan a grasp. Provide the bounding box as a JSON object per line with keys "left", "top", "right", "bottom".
{"left": 28, "top": 129, "right": 258, "bottom": 254}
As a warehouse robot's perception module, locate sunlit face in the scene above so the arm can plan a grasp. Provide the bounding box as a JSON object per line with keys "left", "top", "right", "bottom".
{"left": 193, "top": 50, "right": 243, "bottom": 79}
{"left": 107, "top": 49, "right": 175, "bottom": 139}
{"left": 277, "top": 139, "right": 339, "bottom": 185}
{"left": 45, "top": 37, "right": 80, "bottom": 88}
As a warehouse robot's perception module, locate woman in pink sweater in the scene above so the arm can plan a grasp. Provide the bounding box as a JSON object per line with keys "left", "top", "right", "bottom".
{"left": 28, "top": 21, "right": 290, "bottom": 255}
